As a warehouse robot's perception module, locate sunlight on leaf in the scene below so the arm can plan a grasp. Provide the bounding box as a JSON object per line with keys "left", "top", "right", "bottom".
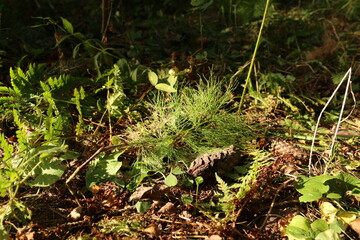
{"left": 164, "top": 173, "right": 178, "bottom": 187}
{"left": 155, "top": 83, "right": 176, "bottom": 93}
{"left": 148, "top": 71, "right": 158, "bottom": 86}
{"left": 167, "top": 74, "right": 177, "bottom": 87}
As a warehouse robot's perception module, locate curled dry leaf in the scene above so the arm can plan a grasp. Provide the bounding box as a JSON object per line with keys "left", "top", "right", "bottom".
{"left": 139, "top": 224, "right": 159, "bottom": 238}
{"left": 129, "top": 184, "right": 170, "bottom": 202}
{"left": 157, "top": 202, "right": 177, "bottom": 215}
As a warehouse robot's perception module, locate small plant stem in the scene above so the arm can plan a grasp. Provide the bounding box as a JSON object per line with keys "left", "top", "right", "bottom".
{"left": 238, "top": 0, "right": 270, "bottom": 112}
{"left": 65, "top": 146, "right": 104, "bottom": 184}
{"left": 258, "top": 179, "right": 291, "bottom": 232}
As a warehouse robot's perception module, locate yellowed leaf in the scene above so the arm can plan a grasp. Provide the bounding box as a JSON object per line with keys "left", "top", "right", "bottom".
{"left": 337, "top": 211, "right": 357, "bottom": 226}
{"left": 320, "top": 201, "right": 338, "bottom": 223}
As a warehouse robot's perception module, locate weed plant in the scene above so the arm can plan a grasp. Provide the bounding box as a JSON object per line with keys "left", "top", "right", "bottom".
{"left": 127, "top": 76, "right": 254, "bottom": 187}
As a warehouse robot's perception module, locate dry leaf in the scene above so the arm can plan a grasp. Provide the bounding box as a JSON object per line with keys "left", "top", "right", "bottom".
{"left": 157, "top": 202, "right": 177, "bottom": 215}
{"left": 129, "top": 184, "right": 169, "bottom": 202}
{"left": 139, "top": 224, "right": 159, "bottom": 238}
{"left": 129, "top": 186, "right": 153, "bottom": 202}
{"left": 350, "top": 218, "right": 360, "bottom": 237}
{"left": 69, "top": 206, "right": 83, "bottom": 220}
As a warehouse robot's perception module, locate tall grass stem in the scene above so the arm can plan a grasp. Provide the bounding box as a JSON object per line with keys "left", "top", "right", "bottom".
{"left": 238, "top": 0, "right": 271, "bottom": 111}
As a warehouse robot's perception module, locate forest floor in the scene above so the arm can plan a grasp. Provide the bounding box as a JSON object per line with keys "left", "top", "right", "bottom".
{"left": 1, "top": 1, "right": 360, "bottom": 240}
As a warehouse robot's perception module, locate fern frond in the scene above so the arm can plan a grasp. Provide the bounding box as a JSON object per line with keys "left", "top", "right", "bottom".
{"left": 0, "top": 133, "right": 14, "bottom": 162}
{"left": 215, "top": 172, "right": 234, "bottom": 202}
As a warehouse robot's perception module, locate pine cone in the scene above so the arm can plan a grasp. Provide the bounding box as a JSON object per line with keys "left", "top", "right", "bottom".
{"left": 187, "top": 145, "right": 240, "bottom": 178}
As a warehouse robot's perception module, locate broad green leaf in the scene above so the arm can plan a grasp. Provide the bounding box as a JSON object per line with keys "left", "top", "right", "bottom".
{"left": 326, "top": 192, "right": 342, "bottom": 200}
{"left": 311, "top": 219, "right": 328, "bottom": 233}
{"left": 286, "top": 226, "right": 312, "bottom": 239}
{"left": 287, "top": 215, "right": 312, "bottom": 234}
{"left": 155, "top": 83, "right": 176, "bottom": 93}
{"left": 73, "top": 32, "right": 85, "bottom": 40}
{"left": 326, "top": 172, "right": 360, "bottom": 199}
{"left": 295, "top": 176, "right": 330, "bottom": 202}
{"left": 148, "top": 71, "right": 158, "bottom": 86}
{"left": 135, "top": 201, "right": 151, "bottom": 213}
{"left": 29, "top": 160, "right": 66, "bottom": 187}
{"left": 351, "top": 187, "right": 360, "bottom": 197}
{"left": 329, "top": 219, "right": 346, "bottom": 233}
{"left": 171, "top": 167, "right": 184, "bottom": 175}
{"left": 85, "top": 151, "right": 124, "bottom": 189}
{"left": 164, "top": 173, "right": 178, "bottom": 187}
{"left": 314, "top": 229, "right": 339, "bottom": 240}
{"left": 61, "top": 17, "right": 74, "bottom": 34}
{"left": 167, "top": 74, "right": 177, "bottom": 86}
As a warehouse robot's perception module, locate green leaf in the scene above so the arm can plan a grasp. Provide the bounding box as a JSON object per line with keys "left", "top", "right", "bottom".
{"left": 326, "top": 193, "right": 342, "bottom": 200}
{"left": 351, "top": 187, "right": 360, "bottom": 197}
{"left": 29, "top": 160, "right": 66, "bottom": 187}
{"left": 155, "top": 83, "right": 177, "bottom": 93}
{"left": 72, "top": 32, "right": 85, "bottom": 40}
{"left": 295, "top": 175, "right": 330, "bottom": 202}
{"left": 135, "top": 201, "right": 151, "bottom": 213}
{"left": 326, "top": 172, "right": 360, "bottom": 199}
{"left": 286, "top": 226, "right": 312, "bottom": 239}
{"left": 171, "top": 167, "right": 184, "bottom": 175}
{"left": 61, "top": 17, "right": 74, "bottom": 34}
{"left": 167, "top": 74, "right": 177, "bottom": 86}
{"left": 215, "top": 173, "right": 233, "bottom": 202}
{"left": 314, "top": 229, "right": 340, "bottom": 240}
{"left": 85, "top": 151, "right": 124, "bottom": 189}
{"left": 195, "top": 176, "right": 204, "bottom": 185}
{"left": 329, "top": 219, "right": 346, "bottom": 233}
{"left": 311, "top": 219, "right": 328, "bottom": 233}
{"left": 181, "top": 194, "right": 193, "bottom": 204}
{"left": 59, "top": 151, "right": 80, "bottom": 160}
{"left": 148, "top": 71, "right": 158, "bottom": 86}
{"left": 164, "top": 173, "right": 178, "bottom": 187}
{"left": 287, "top": 215, "right": 312, "bottom": 239}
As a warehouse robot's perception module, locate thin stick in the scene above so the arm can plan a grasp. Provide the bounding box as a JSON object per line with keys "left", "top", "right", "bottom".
{"left": 308, "top": 68, "right": 352, "bottom": 174}
{"left": 258, "top": 179, "right": 291, "bottom": 232}
{"left": 324, "top": 68, "right": 353, "bottom": 172}
{"left": 65, "top": 147, "right": 104, "bottom": 184}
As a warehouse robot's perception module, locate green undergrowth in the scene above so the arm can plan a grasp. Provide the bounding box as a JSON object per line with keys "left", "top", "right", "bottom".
{"left": 126, "top": 77, "right": 256, "bottom": 188}
{"left": 0, "top": 0, "right": 359, "bottom": 238}
{"left": 286, "top": 172, "right": 360, "bottom": 240}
